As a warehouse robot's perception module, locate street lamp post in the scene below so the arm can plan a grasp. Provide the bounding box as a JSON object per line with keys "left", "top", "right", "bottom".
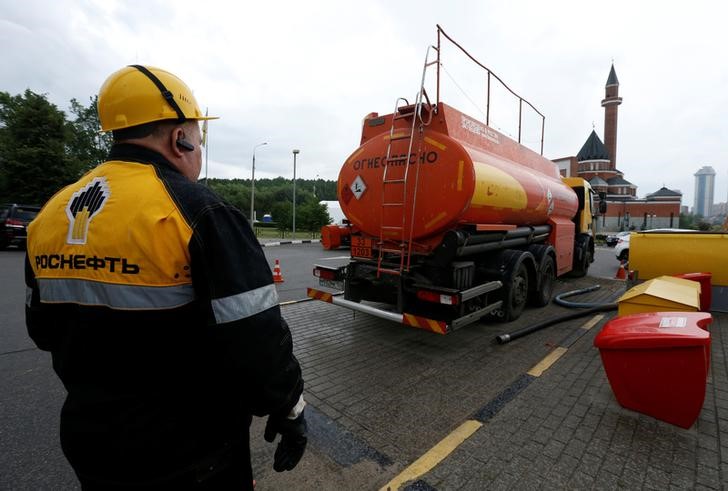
{"left": 292, "top": 149, "right": 300, "bottom": 236}
{"left": 250, "top": 142, "right": 268, "bottom": 223}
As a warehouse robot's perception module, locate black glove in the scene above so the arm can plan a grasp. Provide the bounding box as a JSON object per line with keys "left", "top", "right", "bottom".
{"left": 264, "top": 411, "right": 307, "bottom": 472}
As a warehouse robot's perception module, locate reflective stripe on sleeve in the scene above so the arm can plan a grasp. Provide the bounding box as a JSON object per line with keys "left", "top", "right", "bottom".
{"left": 37, "top": 278, "right": 196, "bottom": 310}
{"left": 26, "top": 287, "right": 33, "bottom": 307}
{"left": 287, "top": 394, "right": 306, "bottom": 420}
{"left": 211, "top": 283, "right": 279, "bottom": 324}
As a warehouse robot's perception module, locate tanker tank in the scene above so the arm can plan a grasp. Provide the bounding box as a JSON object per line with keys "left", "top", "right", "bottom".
{"left": 337, "top": 103, "right": 578, "bottom": 252}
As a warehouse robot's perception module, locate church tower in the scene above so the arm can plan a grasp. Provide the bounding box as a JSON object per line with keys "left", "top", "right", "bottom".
{"left": 601, "top": 64, "right": 622, "bottom": 168}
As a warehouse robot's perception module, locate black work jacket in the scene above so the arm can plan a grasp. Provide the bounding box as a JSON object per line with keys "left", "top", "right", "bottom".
{"left": 25, "top": 143, "right": 303, "bottom": 483}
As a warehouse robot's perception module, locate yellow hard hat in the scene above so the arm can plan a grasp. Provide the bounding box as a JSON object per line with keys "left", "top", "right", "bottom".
{"left": 98, "top": 65, "right": 218, "bottom": 132}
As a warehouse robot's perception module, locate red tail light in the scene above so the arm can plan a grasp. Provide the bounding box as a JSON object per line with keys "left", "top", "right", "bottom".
{"left": 416, "top": 289, "right": 459, "bottom": 305}
{"left": 313, "top": 267, "right": 337, "bottom": 280}
{"left": 5, "top": 218, "right": 23, "bottom": 227}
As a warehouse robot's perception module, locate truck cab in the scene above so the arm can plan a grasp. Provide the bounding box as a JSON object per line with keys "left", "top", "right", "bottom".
{"left": 562, "top": 178, "right": 605, "bottom": 233}
{"left": 562, "top": 177, "right": 606, "bottom": 277}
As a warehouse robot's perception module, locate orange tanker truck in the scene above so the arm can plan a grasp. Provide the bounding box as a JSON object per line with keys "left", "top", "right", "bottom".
{"left": 308, "top": 26, "right": 605, "bottom": 334}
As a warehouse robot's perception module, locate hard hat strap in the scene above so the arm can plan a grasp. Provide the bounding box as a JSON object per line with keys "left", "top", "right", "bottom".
{"left": 129, "top": 65, "right": 187, "bottom": 124}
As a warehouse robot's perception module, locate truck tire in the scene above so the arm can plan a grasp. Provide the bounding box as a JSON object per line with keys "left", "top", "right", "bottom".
{"left": 529, "top": 254, "right": 555, "bottom": 307}
{"left": 482, "top": 250, "right": 534, "bottom": 323}
{"left": 500, "top": 261, "right": 529, "bottom": 322}
{"left": 570, "top": 236, "right": 592, "bottom": 278}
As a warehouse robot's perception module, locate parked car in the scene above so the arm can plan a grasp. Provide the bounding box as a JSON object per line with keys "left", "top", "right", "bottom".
{"left": 0, "top": 204, "right": 41, "bottom": 250}
{"left": 614, "top": 233, "right": 631, "bottom": 261}
{"left": 605, "top": 231, "right": 630, "bottom": 247}
{"left": 614, "top": 228, "right": 694, "bottom": 262}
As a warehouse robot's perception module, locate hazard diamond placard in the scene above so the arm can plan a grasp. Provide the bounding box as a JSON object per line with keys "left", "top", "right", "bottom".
{"left": 350, "top": 175, "right": 367, "bottom": 200}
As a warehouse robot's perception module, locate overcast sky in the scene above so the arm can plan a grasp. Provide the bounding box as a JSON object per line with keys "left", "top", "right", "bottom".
{"left": 2, "top": 0, "right": 727, "bottom": 209}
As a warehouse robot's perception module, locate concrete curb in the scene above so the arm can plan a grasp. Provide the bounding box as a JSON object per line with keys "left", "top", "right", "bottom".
{"left": 259, "top": 239, "right": 321, "bottom": 247}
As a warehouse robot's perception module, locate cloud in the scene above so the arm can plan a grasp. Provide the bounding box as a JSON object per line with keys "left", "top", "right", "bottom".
{"left": 2, "top": 0, "right": 727, "bottom": 208}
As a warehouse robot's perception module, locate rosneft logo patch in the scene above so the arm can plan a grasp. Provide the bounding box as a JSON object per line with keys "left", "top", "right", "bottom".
{"left": 66, "top": 177, "right": 111, "bottom": 245}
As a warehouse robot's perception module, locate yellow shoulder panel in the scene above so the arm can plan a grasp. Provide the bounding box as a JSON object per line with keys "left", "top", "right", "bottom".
{"left": 28, "top": 161, "right": 194, "bottom": 287}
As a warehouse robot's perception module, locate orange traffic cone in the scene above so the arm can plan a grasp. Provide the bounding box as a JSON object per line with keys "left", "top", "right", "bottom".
{"left": 615, "top": 262, "right": 627, "bottom": 280}
{"left": 273, "top": 258, "right": 284, "bottom": 283}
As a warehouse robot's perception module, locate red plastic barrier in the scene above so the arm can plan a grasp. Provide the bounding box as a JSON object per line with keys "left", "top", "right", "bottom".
{"left": 674, "top": 272, "right": 712, "bottom": 312}
{"left": 594, "top": 312, "right": 712, "bottom": 428}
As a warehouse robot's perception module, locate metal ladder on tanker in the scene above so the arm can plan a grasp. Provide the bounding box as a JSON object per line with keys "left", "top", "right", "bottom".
{"left": 377, "top": 46, "right": 438, "bottom": 277}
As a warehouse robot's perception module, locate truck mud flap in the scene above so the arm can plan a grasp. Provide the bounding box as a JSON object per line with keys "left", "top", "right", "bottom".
{"left": 307, "top": 287, "right": 502, "bottom": 335}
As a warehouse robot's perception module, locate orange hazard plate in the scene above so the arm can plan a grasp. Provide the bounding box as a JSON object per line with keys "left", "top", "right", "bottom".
{"left": 351, "top": 236, "right": 373, "bottom": 258}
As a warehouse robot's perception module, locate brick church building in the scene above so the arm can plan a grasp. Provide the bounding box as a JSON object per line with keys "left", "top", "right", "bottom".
{"left": 554, "top": 65, "right": 682, "bottom": 233}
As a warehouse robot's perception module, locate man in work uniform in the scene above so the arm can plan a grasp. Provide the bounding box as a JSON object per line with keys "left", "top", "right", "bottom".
{"left": 25, "top": 65, "right": 307, "bottom": 489}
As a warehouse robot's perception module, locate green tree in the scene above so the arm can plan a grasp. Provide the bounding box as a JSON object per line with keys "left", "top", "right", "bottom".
{"left": 271, "top": 201, "right": 292, "bottom": 231}
{"left": 67, "top": 96, "right": 112, "bottom": 173}
{"left": 679, "top": 213, "right": 699, "bottom": 230}
{"left": 313, "top": 178, "right": 337, "bottom": 201}
{"left": 0, "top": 90, "right": 75, "bottom": 204}
{"left": 200, "top": 177, "right": 338, "bottom": 223}
{"left": 696, "top": 220, "right": 712, "bottom": 231}
{"left": 207, "top": 179, "right": 250, "bottom": 214}
{"left": 297, "top": 198, "right": 331, "bottom": 231}
{"left": 254, "top": 188, "right": 277, "bottom": 219}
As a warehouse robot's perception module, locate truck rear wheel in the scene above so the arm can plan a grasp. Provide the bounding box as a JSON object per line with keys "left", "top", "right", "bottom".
{"left": 570, "top": 236, "right": 592, "bottom": 278}
{"left": 499, "top": 262, "right": 529, "bottom": 322}
{"left": 529, "top": 254, "right": 554, "bottom": 307}
{"left": 571, "top": 248, "right": 590, "bottom": 277}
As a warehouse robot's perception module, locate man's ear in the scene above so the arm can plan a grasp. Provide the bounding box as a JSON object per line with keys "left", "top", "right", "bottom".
{"left": 170, "top": 127, "right": 186, "bottom": 158}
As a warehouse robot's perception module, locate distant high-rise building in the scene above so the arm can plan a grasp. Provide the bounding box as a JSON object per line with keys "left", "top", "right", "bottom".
{"left": 693, "top": 166, "right": 716, "bottom": 217}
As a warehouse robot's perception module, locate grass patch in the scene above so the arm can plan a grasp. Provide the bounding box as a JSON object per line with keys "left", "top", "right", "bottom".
{"left": 253, "top": 227, "right": 320, "bottom": 240}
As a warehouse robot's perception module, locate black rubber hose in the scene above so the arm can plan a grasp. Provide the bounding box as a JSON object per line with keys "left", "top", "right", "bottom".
{"left": 495, "top": 303, "right": 616, "bottom": 344}
{"left": 554, "top": 285, "right": 606, "bottom": 308}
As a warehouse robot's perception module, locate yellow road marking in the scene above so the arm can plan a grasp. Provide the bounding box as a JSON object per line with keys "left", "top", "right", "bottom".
{"left": 527, "top": 347, "right": 568, "bottom": 377}
{"left": 381, "top": 314, "right": 601, "bottom": 489}
{"left": 581, "top": 314, "right": 605, "bottom": 331}
{"left": 380, "top": 420, "right": 483, "bottom": 491}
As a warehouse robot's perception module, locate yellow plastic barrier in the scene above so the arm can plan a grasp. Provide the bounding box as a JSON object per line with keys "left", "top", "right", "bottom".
{"left": 630, "top": 232, "right": 728, "bottom": 285}
{"left": 617, "top": 276, "right": 700, "bottom": 316}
